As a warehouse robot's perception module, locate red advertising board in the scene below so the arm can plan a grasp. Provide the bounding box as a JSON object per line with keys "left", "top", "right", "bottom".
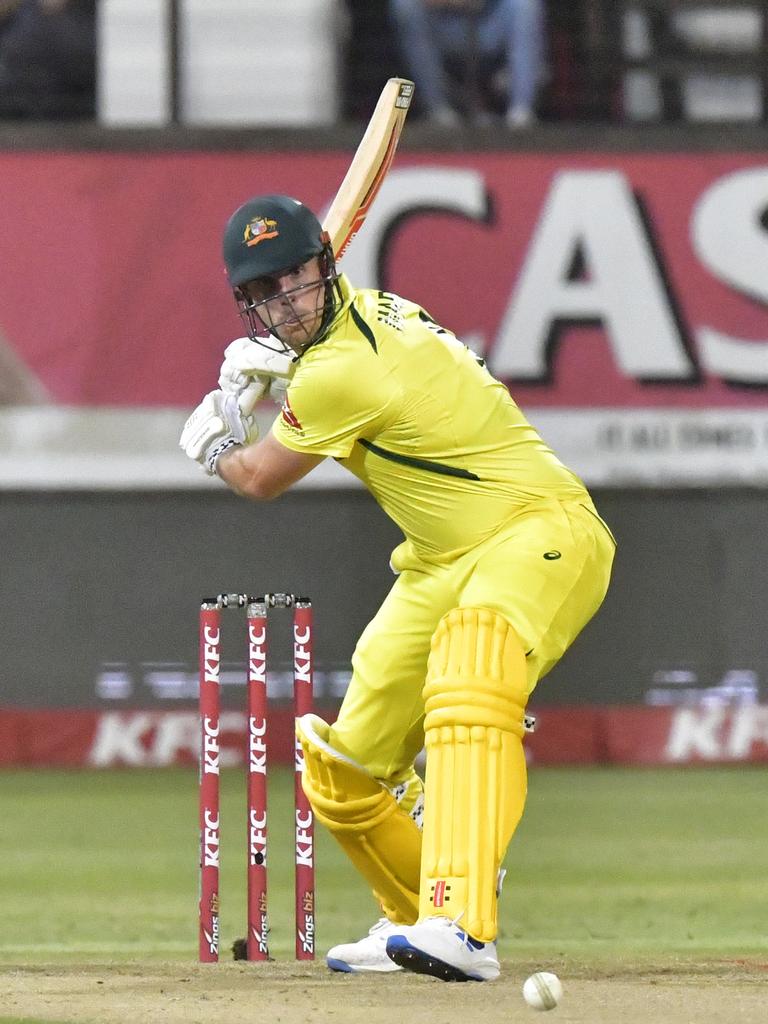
{"left": 1, "top": 150, "right": 767, "bottom": 406}
{"left": 2, "top": 706, "right": 767, "bottom": 768}
{"left": 1, "top": 149, "right": 767, "bottom": 485}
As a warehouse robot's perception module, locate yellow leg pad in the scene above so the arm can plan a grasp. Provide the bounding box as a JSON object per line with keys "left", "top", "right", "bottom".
{"left": 419, "top": 607, "right": 528, "bottom": 942}
{"left": 297, "top": 713, "right": 420, "bottom": 924}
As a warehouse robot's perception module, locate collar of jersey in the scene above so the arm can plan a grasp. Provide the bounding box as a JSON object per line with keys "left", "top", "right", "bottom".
{"left": 323, "top": 272, "right": 355, "bottom": 336}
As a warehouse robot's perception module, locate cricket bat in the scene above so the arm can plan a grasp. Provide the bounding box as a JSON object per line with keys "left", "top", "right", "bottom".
{"left": 237, "top": 78, "right": 414, "bottom": 415}
{"left": 323, "top": 77, "right": 415, "bottom": 260}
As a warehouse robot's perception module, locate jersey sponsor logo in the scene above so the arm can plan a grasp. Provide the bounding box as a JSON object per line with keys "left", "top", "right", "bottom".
{"left": 281, "top": 395, "right": 303, "bottom": 431}
{"left": 243, "top": 216, "right": 278, "bottom": 247}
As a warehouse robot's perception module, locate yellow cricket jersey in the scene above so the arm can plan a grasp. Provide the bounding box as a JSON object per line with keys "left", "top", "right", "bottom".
{"left": 272, "top": 276, "right": 590, "bottom": 564}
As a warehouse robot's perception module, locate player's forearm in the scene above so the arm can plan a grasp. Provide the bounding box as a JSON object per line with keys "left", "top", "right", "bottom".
{"left": 215, "top": 433, "right": 323, "bottom": 499}
{"left": 180, "top": 391, "right": 323, "bottom": 492}
{"left": 216, "top": 444, "right": 283, "bottom": 501}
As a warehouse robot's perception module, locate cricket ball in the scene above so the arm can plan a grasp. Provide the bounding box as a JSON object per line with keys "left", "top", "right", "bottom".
{"left": 522, "top": 971, "right": 563, "bottom": 1011}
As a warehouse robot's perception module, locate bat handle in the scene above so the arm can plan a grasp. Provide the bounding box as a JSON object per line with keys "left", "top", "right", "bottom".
{"left": 237, "top": 380, "right": 266, "bottom": 417}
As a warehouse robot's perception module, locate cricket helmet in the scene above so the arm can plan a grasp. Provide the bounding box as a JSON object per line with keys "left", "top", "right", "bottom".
{"left": 222, "top": 194, "right": 340, "bottom": 352}
{"left": 223, "top": 194, "right": 328, "bottom": 286}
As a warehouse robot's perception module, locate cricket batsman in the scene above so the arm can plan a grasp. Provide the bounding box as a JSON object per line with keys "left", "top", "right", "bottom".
{"left": 180, "top": 194, "right": 615, "bottom": 982}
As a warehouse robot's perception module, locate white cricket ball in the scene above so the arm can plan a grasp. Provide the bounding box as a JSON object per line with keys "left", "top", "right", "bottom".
{"left": 522, "top": 971, "right": 563, "bottom": 1011}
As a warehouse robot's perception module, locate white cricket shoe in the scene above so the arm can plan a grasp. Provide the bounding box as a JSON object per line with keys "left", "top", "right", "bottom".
{"left": 385, "top": 916, "right": 500, "bottom": 982}
{"left": 326, "top": 918, "right": 405, "bottom": 973}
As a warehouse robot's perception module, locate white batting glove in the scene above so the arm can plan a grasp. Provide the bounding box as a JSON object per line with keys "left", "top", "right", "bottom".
{"left": 179, "top": 389, "right": 259, "bottom": 475}
{"left": 218, "top": 337, "right": 294, "bottom": 408}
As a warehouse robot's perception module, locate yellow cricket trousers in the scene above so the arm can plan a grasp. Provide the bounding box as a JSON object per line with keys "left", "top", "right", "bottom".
{"left": 330, "top": 499, "right": 616, "bottom": 781}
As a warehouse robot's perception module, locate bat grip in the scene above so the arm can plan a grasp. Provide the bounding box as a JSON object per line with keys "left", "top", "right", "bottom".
{"left": 237, "top": 379, "right": 266, "bottom": 417}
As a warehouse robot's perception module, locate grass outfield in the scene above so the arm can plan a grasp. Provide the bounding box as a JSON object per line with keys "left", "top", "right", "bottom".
{"left": 0, "top": 765, "right": 766, "bottom": 965}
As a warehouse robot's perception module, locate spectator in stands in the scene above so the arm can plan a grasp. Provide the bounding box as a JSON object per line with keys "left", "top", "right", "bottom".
{"left": 389, "top": 0, "right": 545, "bottom": 127}
{"left": 0, "top": 0, "right": 95, "bottom": 118}
{"left": 0, "top": 1, "right": 24, "bottom": 35}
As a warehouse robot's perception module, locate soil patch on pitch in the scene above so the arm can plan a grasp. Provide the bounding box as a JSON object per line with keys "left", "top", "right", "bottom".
{"left": 2, "top": 958, "right": 766, "bottom": 1024}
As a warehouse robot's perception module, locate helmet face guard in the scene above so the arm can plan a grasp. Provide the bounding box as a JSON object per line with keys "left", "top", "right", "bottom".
{"left": 234, "top": 243, "right": 339, "bottom": 352}
{"left": 223, "top": 195, "right": 341, "bottom": 352}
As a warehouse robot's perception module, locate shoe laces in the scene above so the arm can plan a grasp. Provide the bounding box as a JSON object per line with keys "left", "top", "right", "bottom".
{"left": 422, "top": 914, "right": 452, "bottom": 926}
{"left": 425, "top": 914, "right": 488, "bottom": 950}
{"left": 369, "top": 917, "right": 396, "bottom": 936}
{"left": 423, "top": 913, "right": 463, "bottom": 929}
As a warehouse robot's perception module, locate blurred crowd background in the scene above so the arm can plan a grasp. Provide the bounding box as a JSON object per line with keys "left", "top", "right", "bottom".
{"left": 0, "top": 0, "right": 765, "bottom": 126}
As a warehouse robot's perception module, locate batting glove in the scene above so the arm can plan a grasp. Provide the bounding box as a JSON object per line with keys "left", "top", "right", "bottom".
{"left": 179, "top": 389, "right": 259, "bottom": 475}
{"left": 218, "top": 337, "right": 294, "bottom": 411}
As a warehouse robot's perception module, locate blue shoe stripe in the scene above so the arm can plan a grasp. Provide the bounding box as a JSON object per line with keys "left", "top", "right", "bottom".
{"left": 386, "top": 935, "right": 409, "bottom": 952}
{"left": 456, "top": 930, "right": 486, "bottom": 951}
{"left": 326, "top": 957, "right": 354, "bottom": 973}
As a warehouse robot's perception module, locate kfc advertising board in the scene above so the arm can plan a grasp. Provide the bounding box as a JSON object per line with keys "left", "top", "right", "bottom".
{"left": 3, "top": 705, "right": 768, "bottom": 768}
